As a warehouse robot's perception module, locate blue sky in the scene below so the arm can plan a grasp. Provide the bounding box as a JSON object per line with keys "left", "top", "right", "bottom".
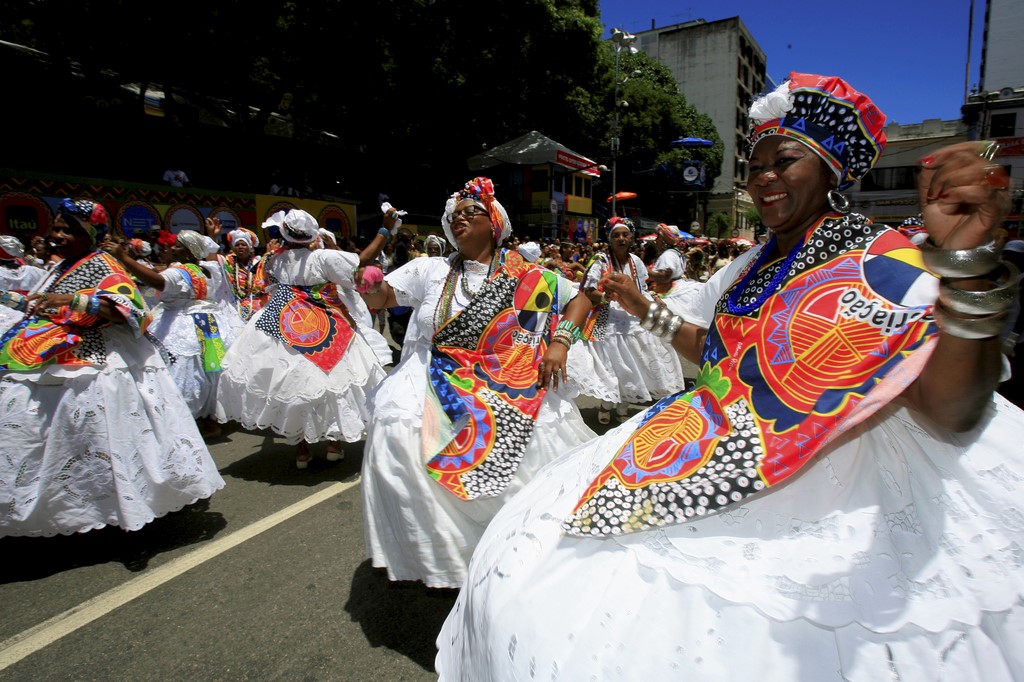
{"left": 597, "top": 0, "right": 985, "bottom": 126}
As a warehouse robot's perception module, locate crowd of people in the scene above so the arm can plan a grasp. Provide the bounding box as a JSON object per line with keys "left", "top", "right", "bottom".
{"left": 1, "top": 70, "right": 1023, "bottom": 680}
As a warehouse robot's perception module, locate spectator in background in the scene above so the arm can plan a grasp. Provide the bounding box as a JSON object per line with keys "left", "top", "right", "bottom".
{"left": 162, "top": 168, "right": 191, "bottom": 188}
{"left": 0, "top": 235, "right": 48, "bottom": 295}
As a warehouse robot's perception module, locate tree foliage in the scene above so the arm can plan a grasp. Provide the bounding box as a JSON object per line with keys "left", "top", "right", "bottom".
{"left": 1, "top": 0, "right": 723, "bottom": 219}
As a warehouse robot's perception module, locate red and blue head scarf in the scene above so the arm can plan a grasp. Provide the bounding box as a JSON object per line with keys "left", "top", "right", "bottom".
{"left": 58, "top": 198, "right": 109, "bottom": 245}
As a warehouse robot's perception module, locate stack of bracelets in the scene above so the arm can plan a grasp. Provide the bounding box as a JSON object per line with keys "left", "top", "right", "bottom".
{"left": 69, "top": 293, "right": 103, "bottom": 316}
{"left": 0, "top": 290, "right": 27, "bottom": 311}
{"left": 552, "top": 319, "right": 582, "bottom": 349}
{"left": 921, "top": 238, "right": 1020, "bottom": 339}
{"left": 640, "top": 301, "right": 684, "bottom": 342}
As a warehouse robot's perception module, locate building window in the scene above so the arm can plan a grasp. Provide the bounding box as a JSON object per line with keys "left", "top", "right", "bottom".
{"left": 860, "top": 166, "right": 917, "bottom": 191}
{"left": 990, "top": 112, "right": 1017, "bottom": 138}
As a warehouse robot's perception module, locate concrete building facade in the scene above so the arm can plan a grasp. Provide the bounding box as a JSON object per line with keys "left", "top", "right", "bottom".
{"left": 630, "top": 17, "right": 766, "bottom": 237}
{"left": 848, "top": 119, "right": 968, "bottom": 226}
{"left": 961, "top": 0, "right": 1024, "bottom": 236}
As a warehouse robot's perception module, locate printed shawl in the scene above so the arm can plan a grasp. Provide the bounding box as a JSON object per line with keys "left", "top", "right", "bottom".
{"left": 255, "top": 280, "right": 355, "bottom": 374}
{"left": 168, "top": 263, "right": 226, "bottom": 373}
{"left": 424, "top": 250, "right": 574, "bottom": 500}
{"left": 564, "top": 214, "right": 939, "bottom": 536}
{"left": 0, "top": 252, "right": 150, "bottom": 371}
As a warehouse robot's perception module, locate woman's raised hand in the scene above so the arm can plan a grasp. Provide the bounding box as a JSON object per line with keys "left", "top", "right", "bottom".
{"left": 919, "top": 141, "right": 1012, "bottom": 250}
{"left": 600, "top": 271, "right": 651, "bottom": 318}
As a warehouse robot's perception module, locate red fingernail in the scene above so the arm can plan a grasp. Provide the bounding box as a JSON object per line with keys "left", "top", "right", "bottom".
{"left": 920, "top": 155, "right": 936, "bottom": 166}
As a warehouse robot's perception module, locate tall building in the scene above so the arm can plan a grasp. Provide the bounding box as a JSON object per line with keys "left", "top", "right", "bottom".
{"left": 629, "top": 17, "right": 766, "bottom": 236}
{"left": 961, "top": 0, "right": 1024, "bottom": 236}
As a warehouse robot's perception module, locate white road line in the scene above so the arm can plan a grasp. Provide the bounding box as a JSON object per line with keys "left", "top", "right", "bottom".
{"left": 0, "top": 479, "right": 357, "bottom": 671}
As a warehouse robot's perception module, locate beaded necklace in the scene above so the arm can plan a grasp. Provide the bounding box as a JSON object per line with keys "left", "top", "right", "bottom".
{"left": 434, "top": 250, "right": 502, "bottom": 327}
{"left": 726, "top": 232, "right": 807, "bottom": 316}
{"left": 604, "top": 248, "right": 640, "bottom": 292}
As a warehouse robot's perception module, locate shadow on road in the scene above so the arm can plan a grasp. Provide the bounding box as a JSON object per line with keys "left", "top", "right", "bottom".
{"left": 217, "top": 428, "right": 365, "bottom": 487}
{"left": 0, "top": 498, "right": 226, "bottom": 582}
{"left": 343, "top": 559, "right": 458, "bottom": 672}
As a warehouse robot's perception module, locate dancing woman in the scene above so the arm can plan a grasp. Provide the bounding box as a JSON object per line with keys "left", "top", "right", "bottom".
{"left": 438, "top": 73, "right": 1024, "bottom": 680}
{"left": 359, "top": 177, "right": 596, "bottom": 589}
{"left": 0, "top": 199, "right": 224, "bottom": 536}
{"left": 568, "top": 217, "right": 685, "bottom": 423}
{"left": 215, "top": 209, "right": 391, "bottom": 467}
{"left": 107, "top": 229, "right": 242, "bottom": 439}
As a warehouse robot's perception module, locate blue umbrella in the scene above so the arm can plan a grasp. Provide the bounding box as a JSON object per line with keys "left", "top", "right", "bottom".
{"left": 670, "top": 137, "right": 714, "bottom": 148}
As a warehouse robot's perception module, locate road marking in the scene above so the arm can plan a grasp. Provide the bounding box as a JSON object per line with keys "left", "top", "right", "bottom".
{"left": 0, "top": 480, "right": 357, "bottom": 671}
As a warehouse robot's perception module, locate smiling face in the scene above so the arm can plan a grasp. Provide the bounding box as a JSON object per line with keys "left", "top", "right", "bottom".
{"left": 746, "top": 136, "right": 834, "bottom": 250}
{"left": 49, "top": 215, "right": 92, "bottom": 262}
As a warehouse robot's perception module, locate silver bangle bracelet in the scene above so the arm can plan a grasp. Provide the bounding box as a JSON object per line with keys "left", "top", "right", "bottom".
{"left": 661, "top": 313, "right": 684, "bottom": 340}
{"left": 640, "top": 302, "right": 660, "bottom": 330}
{"left": 920, "top": 239, "right": 1001, "bottom": 278}
{"left": 649, "top": 305, "right": 672, "bottom": 335}
{"left": 933, "top": 300, "right": 1009, "bottom": 340}
{"left": 938, "top": 261, "right": 1020, "bottom": 316}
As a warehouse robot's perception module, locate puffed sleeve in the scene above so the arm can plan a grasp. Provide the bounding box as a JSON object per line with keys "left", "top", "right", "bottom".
{"left": 318, "top": 249, "right": 360, "bottom": 289}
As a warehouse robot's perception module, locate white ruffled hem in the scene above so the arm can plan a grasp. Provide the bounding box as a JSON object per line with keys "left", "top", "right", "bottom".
{"left": 436, "top": 396, "right": 1024, "bottom": 680}
{"left": 361, "top": 401, "right": 598, "bottom": 589}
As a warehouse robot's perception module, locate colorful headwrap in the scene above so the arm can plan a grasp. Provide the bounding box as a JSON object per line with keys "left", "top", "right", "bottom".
{"left": 656, "top": 223, "right": 684, "bottom": 246}
{"left": 606, "top": 216, "right": 635, "bottom": 241}
{"left": 746, "top": 72, "right": 887, "bottom": 190}
{"left": 228, "top": 227, "right": 259, "bottom": 249}
{"left": 263, "top": 209, "right": 319, "bottom": 245}
{"left": 128, "top": 238, "right": 152, "bottom": 259}
{"left": 175, "top": 230, "right": 207, "bottom": 261}
{"left": 441, "top": 177, "right": 512, "bottom": 248}
{"left": 0, "top": 235, "right": 25, "bottom": 260}
{"left": 156, "top": 229, "right": 178, "bottom": 248}
{"left": 57, "top": 198, "right": 109, "bottom": 244}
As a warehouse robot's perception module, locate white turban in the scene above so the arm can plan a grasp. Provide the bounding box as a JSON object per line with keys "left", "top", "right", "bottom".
{"left": 227, "top": 228, "right": 259, "bottom": 249}
{"left": 0, "top": 235, "right": 25, "bottom": 259}
{"left": 175, "top": 230, "right": 207, "bottom": 261}
{"left": 517, "top": 241, "right": 541, "bottom": 262}
{"left": 264, "top": 209, "right": 319, "bottom": 244}
{"left": 200, "top": 236, "right": 221, "bottom": 258}
{"left": 424, "top": 234, "right": 446, "bottom": 256}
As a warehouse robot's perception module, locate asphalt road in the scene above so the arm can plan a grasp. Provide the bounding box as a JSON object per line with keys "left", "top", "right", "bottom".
{"left": 0, "top": 343, "right": 697, "bottom": 682}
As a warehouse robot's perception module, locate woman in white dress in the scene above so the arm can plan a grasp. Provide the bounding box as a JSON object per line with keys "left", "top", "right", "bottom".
{"left": 0, "top": 198, "right": 224, "bottom": 537}
{"left": 215, "top": 209, "right": 390, "bottom": 467}
{"left": 568, "top": 217, "right": 685, "bottom": 424}
{"left": 108, "top": 229, "right": 242, "bottom": 439}
{"left": 437, "top": 73, "right": 1024, "bottom": 680}
{"left": 358, "top": 177, "right": 597, "bottom": 589}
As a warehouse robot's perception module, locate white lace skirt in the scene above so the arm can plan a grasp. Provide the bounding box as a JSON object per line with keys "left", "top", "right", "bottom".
{"left": 567, "top": 326, "right": 686, "bottom": 405}
{"left": 150, "top": 301, "right": 242, "bottom": 419}
{"left": 436, "top": 396, "right": 1024, "bottom": 681}
{"left": 214, "top": 311, "right": 386, "bottom": 444}
{"left": 361, "top": 349, "right": 597, "bottom": 588}
{"left": 0, "top": 331, "right": 225, "bottom": 537}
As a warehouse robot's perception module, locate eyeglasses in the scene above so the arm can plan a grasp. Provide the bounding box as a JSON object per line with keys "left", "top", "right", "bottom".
{"left": 448, "top": 206, "right": 490, "bottom": 222}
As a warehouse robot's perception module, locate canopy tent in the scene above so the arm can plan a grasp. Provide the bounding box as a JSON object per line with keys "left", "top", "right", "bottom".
{"left": 468, "top": 130, "right": 602, "bottom": 177}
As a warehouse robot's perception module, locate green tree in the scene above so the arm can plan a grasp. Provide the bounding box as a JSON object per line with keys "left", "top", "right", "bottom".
{"left": 0, "top": 0, "right": 723, "bottom": 221}
{"left": 707, "top": 212, "right": 731, "bottom": 240}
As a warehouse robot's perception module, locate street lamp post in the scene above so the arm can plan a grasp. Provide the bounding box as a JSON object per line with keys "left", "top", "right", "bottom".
{"left": 610, "top": 28, "right": 637, "bottom": 220}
